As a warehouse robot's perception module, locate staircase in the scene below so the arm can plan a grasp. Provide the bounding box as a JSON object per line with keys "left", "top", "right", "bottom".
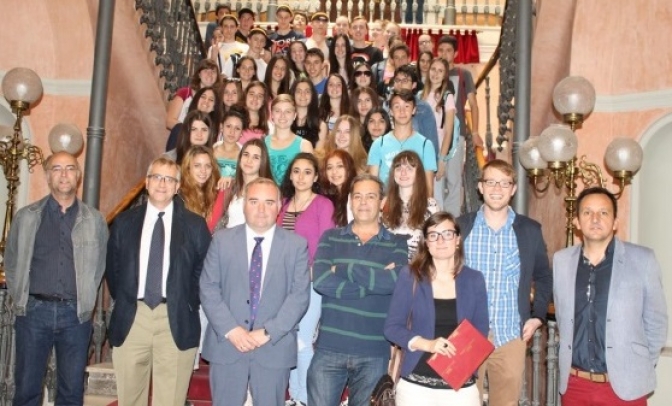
{"left": 85, "top": 360, "right": 212, "bottom": 406}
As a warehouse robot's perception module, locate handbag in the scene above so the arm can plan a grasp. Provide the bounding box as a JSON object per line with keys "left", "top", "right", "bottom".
{"left": 370, "top": 280, "right": 417, "bottom": 406}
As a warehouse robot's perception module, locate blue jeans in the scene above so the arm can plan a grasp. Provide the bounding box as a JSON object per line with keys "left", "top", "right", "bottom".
{"left": 14, "top": 296, "right": 92, "bottom": 406}
{"left": 288, "top": 285, "right": 322, "bottom": 404}
{"left": 307, "top": 348, "right": 388, "bottom": 406}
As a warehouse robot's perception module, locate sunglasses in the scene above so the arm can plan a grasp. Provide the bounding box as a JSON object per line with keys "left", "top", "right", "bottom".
{"left": 354, "top": 71, "right": 372, "bottom": 77}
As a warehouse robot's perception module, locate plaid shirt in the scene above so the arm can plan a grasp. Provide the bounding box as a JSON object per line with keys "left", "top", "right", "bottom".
{"left": 464, "top": 206, "right": 521, "bottom": 347}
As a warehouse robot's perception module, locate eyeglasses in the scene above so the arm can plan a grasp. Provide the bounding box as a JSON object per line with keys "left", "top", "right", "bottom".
{"left": 481, "top": 179, "right": 514, "bottom": 189}
{"left": 147, "top": 174, "right": 179, "bottom": 185}
{"left": 354, "top": 71, "right": 372, "bottom": 77}
{"left": 419, "top": 40, "right": 432, "bottom": 45}
{"left": 426, "top": 230, "right": 457, "bottom": 242}
{"left": 394, "top": 77, "right": 411, "bottom": 84}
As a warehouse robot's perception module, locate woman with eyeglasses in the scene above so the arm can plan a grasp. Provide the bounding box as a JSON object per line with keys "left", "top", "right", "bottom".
{"left": 319, "top": 149, "right": 357, "bottom": 227}
{"left": 264, "top": 55, "right": 293, "bottom": 100}
{"left": 329, "top": 34, "right": 354, "bottom": 86}
{"left": 277, "top": 153, "right": 335, "bottom": 406}
{"left": 165, "top": 59, "right": 221, "bottom": 151}
{"left": 219, "top": 139, "right": 273, "bottom": 229}
{"left": 350, "top": 86, "right": 381, "bottom": 124}
{"left": 316, "top": 115, "right": 368, "bottom": 174}
{"left": 349, "top": 62, "right": 375, "bottom": 91}
{"left": 361, "top": 107, "right": 392, "bottom": 152}
{"left": 384, "top": 211, "right": 488, "bottom": 406}
{"left": 382, "top": 150, "right": 438, "bottom": 261}
{"left": 290, "top": 77, "right": 328, "bottom": 148}
{"left": 265, "top": 94, "right": 314, "bottom": 184}
{"left": 239, "top": 81, "right": 270, "bottom": 145}
{"left": 232, "top": 56, "right": 258, "bottom": 92}
{"left": 318, "top": 74, "right": 350, "bottom": 132}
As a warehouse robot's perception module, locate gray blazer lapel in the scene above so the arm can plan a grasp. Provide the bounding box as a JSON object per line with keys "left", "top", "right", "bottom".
{"left": 236, "top": 226, "right": 250, "bottom": 281}
{"left": 607, "top": 238, "right": 627, "bottom": 308}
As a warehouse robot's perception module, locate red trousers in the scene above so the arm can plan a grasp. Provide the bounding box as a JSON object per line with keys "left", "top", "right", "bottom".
{"left": 561, "top": 374, "right": 647, "bottom": 406}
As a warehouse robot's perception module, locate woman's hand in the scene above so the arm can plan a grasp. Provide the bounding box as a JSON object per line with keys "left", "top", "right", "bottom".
{"left": 424, "top": 337, "right": 456, "bottom": 356}
{"left": 217, "top": 176, "right": 233, "bottom": 190}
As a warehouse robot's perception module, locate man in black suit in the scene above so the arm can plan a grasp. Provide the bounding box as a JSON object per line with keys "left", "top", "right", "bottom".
{"left": 107, "top": 156, "right": 211, "bottom": 406}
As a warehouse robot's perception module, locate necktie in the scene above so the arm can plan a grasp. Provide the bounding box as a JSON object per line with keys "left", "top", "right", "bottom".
{"left": 249, "top": 236, "right": 264, "bottom": 329}
{"left": 144, "top": 212, "right": 165, "bottom": 309}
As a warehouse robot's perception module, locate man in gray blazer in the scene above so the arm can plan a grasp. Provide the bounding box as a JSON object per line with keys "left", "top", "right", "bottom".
{"left": 200, "top": 177, "right": 310, "bottom": 406}
{"left": 553, "top": 187, "right": 668, "bottom": 405}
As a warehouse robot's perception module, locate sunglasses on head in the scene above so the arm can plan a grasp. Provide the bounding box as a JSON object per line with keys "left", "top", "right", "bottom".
{"left": 354, "top": 71, "right": 372, "bottom": 77}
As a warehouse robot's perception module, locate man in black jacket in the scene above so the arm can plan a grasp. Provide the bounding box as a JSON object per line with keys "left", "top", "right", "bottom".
{"left": 107, "top": 156, "right": 211, "bottom": 406}
{"left": 457, "top": 159, "right": 552, "bottom": 406}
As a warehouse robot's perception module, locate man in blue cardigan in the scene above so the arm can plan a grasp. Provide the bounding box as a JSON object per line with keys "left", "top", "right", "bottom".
{"left": 457, "top": 159, "right": 552, "bottom": 406}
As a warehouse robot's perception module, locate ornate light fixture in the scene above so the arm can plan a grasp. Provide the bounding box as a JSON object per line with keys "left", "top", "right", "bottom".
{"left": 0, "top": 68, "right": 84, "bottom": 285}
{"left": 519, "top": 76, "right": 643, "bottom": 247}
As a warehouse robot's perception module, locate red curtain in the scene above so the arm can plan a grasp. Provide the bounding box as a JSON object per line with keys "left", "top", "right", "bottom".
{"left": 402, "top": 28, "right": 480, "bottom": 64}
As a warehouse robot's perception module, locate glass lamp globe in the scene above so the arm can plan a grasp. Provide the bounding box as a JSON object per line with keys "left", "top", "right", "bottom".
{"left": 537, "top": 124, "right": 578, "bottom": 164}
{"left": 519, "top": 137, "right": 548, "bottom": 170}
{"left": 605, "top": 137, "right": 643, "bottom": 176}
{"left": 48, "top": 123, "right": 84, "bottom": 155}
{"left": 1, "top": 67, "right": 43, "bottom": 107}
{"left": 553, "top": 76, "right": 596, "bottom": 126}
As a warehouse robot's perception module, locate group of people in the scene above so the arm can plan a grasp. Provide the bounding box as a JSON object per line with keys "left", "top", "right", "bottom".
{"left": 3, "top": 6, "right": 668, "bottom": 406}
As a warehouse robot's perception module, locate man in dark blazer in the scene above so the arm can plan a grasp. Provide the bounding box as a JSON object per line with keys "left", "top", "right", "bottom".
{"left": 200, "top": 177, "right": 310, "bottom": 406}
{"left": 457, "top": 159, "right": 552, "bottom": 406}
{"left": 554, "top": 187, "right": 667, "bottom": 405}
{"left": 106, "top": 157, "right": 211, "bottom": 406}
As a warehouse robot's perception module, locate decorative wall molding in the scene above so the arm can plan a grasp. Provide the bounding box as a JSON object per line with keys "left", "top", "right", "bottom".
{"left": 0, "top": 70, "right": 91, "bottom": 97}
{"left": 595, "top": 89, "right": 672, "bottom": 113}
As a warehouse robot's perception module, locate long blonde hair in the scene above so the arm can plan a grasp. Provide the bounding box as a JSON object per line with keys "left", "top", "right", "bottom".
{"left": 316, "top": 115, "right": 367, "bottom": 173}
{"left": 179, "top": 146, "right": 221, "bottom": 219}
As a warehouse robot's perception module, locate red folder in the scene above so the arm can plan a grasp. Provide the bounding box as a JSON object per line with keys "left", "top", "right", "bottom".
{"left": 426, "top": 319, "right": 494, "bottom": 390}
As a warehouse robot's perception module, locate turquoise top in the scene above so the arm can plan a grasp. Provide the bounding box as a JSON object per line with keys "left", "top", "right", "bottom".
{"left": 217, "top": 157, "right": 237, "bottom": 178}
{"left": 265, "top": 135, "right": 304, "bottom": 184}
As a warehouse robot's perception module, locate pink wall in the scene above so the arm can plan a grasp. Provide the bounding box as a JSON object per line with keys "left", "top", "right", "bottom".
{"left": 528, "top": 0, "right": 672, "bottom": 254}
{"left": 0, "top": 0, "right": 168, "bottom": 216}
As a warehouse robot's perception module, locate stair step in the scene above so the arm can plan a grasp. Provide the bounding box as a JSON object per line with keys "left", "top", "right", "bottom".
{"left": 83, "top": 394, "right": 117, "bottom": 406}
{"left": 188, "top": 366, "right": 212, "bottom": 401}
{"left": 86, "top": 362, "right": 117, "bottom": 397}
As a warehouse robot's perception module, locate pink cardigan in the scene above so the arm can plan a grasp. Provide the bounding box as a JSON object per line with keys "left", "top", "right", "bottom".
{"left": 276, "top": 194, "right": 336, "bottom": 264}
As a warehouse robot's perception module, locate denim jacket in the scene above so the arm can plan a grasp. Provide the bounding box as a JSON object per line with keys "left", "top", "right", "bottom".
{"left": 4, "top": 195, "right": 108, "bottom": 323}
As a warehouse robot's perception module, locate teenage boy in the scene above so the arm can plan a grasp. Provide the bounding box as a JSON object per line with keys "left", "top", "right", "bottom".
{"left": 223, "top": 28, "right": 268, "bottom": 80}
{"left": 350, "top": 16, "right": 383, "bottom": 66}
{"left": 437, "top": 34, "right": 482, "bottom": 216}
{"left": 269, "top": 5, "right": 304, "bottom": 56}
{"left": 305, "top": 48, "right": 328, "bottom": 95}
{"left": 235, "top": 8, "right": 255, "bottom": 44}
{"left": 373, "top": 43, "right": 411, "bottom": 98}
{"left": 368, "top": 89, "right": 437, "bottom": 196}
{"left": 306, "top": 12, "right": 330, "bottom": 59}
{"left": 332, "top": 15, "right": 350, "bottom": 37}
{"left": 210, "top": 15, "right": 249, "bottom": 73}
{"left": 386, "top": 64, "right": 439, "bottom": 162}
{"left": 205, "top": 4, "right": 231, "bottom": 46}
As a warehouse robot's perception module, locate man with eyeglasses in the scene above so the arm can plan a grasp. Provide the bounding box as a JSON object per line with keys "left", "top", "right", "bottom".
{"left": 5, "top": 151, "right": 107, "bottom": 405}
{"left": 418, "top": 34, "right": 434, "bottom": 54}
{"left": 107, "top": 156, "right": 211, "bottom": 406}
{"left": 553, "top": 187, "right": 667, "bottom": 406}
{"left": 456, "top": 159, "right": 552, "bottom": 406}
{"left": 350, "top": 16, "right": 383, "bottom": 66}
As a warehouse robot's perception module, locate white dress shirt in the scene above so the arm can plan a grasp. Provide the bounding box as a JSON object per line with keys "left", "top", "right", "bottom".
{"left": 137, "top": 201, "right": 174, "bottom": 298}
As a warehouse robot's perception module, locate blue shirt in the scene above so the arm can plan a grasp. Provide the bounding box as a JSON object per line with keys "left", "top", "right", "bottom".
{"left": 313, "top": 222, "right": 409, "bottom": 357}
{"left": 367, "top": 131, "right": 437, "bottom": 186}
{"left": 463, "top": 206, "right": 521, "bottom": 347}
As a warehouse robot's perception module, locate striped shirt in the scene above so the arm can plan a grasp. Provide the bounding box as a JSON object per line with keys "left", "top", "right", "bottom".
{"left": 313, "top": 222, "right": 409, "bottom": 357}
{"left": 464, "top": 207, "right": 521, "bottom": 347}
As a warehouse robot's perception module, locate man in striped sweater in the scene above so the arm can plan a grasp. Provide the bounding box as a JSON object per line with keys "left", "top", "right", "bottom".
{"left": 308, "top": 174, "right": 409, "bottom": 406}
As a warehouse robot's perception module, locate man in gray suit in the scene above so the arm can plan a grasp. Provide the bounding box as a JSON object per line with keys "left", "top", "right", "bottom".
{"left": 200, "top": 177, "right": 310, "bottom": 406}
{"left": 553, "top": 187, "right": 668, "bottom": 405}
